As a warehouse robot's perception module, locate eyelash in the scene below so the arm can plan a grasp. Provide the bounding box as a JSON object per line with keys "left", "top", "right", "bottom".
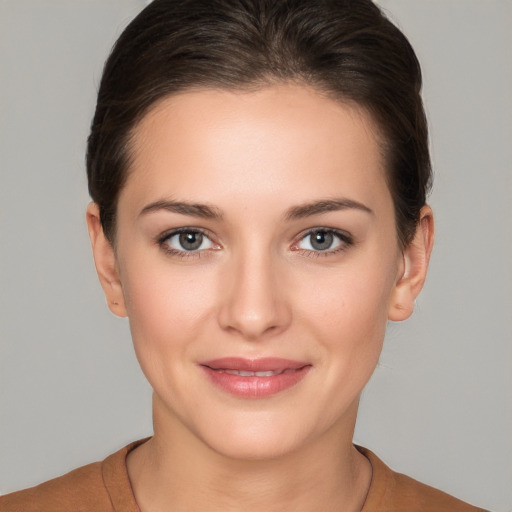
{"left": 157, "top": 227, "right": 218, "bottom": 259}
{"left": 157, "top": 227, "right": 354, "bottom": 259}
{"left": 292, "top": 228, "right": 354, "bottom": 258}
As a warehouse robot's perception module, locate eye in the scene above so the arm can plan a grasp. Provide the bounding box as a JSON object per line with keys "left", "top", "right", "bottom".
{"left": 295, "top": 229, "right": 351, "bottom": 253}
{"left": 160, "top": 229, "right": 216, "bottom": 253}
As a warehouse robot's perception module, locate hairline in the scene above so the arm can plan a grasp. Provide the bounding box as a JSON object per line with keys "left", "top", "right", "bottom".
{"left": 105, "top": 79, "right": 404, "bottom": 249}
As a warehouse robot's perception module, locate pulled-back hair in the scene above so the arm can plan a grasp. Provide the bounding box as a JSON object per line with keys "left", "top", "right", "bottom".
{"left": 87, "top": 0, "right": 431, "bottom": 248}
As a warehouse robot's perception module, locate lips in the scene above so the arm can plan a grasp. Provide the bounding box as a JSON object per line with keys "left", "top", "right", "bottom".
{"left": 199, "top": 358, "right": 311, "bottom": 398}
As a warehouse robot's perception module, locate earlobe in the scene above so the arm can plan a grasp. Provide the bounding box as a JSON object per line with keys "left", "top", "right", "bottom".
{"left": 388, "top": 206, "right": 434, "bottom": 322}
{"left": 86, "top": 203, "right": 127, "bottom": 318}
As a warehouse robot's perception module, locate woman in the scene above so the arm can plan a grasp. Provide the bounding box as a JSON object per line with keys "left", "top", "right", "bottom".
{"left": 0, "top": 0, "right": 492, "bottom": 510}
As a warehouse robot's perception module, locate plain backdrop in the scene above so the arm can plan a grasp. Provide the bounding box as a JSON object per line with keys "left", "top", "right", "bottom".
{"left": 0, "top": 1, "right": 511, "bottom": 510}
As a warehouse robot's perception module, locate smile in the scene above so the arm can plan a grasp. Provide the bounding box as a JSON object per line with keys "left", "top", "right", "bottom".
{"left": 199, "top": 358, "right": 311, "bottom": 398}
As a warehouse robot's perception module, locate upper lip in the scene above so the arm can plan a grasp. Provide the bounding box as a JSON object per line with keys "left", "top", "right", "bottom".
{"left": 200, "top": 357, "right": 310, "bottom": 372}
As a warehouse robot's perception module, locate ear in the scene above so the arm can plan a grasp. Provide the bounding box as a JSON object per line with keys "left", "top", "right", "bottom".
{"left": 388, "top": 206, "right": 434, "bottom": 321}
{"left": 86, "top": 202, "right": 127, "bottom": 317}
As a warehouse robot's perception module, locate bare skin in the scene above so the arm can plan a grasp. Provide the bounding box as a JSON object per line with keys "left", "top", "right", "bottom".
{"left": 87, "top": 84, "right": 433, "bottom": 512}
{"left": 127, "top": 396, "right": 371, "bottom": 512}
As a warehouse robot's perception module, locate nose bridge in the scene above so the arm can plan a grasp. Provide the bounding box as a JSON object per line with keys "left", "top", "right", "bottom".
{"left": 218, "top": 242, "right": 290, "bottom": 340}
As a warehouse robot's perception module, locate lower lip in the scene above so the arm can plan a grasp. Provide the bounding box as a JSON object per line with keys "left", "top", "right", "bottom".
{"left": 200, "top": 366, "right": 311, "bottom": 398}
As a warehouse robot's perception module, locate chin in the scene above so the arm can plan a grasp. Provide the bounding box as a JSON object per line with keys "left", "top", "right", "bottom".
{"left": 202, "top": 424, "right": 308, "bottom": 461}
{"left": 190, "top": 402, "right": 348, "bottom": 462}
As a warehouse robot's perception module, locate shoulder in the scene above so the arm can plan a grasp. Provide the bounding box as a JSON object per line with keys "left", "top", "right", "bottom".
{"left": 359, "top": 446, "right": 489, "bottom": 512}
{"left": 0, "top": 439, "right": 146, "bottom": 512}
{"left": 0, "top": 461, "right": 109, "bottom": 512}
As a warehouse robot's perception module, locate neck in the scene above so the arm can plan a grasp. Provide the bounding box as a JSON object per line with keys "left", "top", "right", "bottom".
{"left": 127, "top": 396, "right": 372, "bottom": 512}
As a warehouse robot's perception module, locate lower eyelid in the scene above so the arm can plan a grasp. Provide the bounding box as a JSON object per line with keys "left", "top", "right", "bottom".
{"left": 157, "top": 228, "right": 222, "bottom": 257}
{"left": 296, "top": 247, "right": 346, "bottom": 259}
{"left": 157, "top": 228, "right": 352, "bottom": 257}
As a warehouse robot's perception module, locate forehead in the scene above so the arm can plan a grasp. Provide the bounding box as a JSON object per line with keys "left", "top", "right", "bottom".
{"left": 123, "top": 84, "right": 390, "bottom": 213}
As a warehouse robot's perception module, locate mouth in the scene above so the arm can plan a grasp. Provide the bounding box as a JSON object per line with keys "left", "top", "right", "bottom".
{"left": 216, "top": 368, "right": 299, "bottom": 377}
{"left": 199, "top": 358, "right": 311, "bottom": 398}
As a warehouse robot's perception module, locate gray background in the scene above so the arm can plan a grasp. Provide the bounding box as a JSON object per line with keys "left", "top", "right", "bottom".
{"left": 0, "top": 1, "right": 510, "bottom": 510}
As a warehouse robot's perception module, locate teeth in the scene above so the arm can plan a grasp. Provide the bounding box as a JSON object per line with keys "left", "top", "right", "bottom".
{"left": 222, "top": 369, "right": 283, "bottom": 377}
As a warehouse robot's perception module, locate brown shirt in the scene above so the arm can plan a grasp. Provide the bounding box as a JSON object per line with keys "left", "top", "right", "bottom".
{"left": 0, "top": 439, "right": 488, "bottom": 512}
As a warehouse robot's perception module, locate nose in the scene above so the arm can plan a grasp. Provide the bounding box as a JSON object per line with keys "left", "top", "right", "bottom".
{"left": 217, "top": 249, "right": 292, "bottom": 341}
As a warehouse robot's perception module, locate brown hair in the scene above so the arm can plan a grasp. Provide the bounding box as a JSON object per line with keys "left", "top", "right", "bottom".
{"left": 87, "top": 0, "right": 431, "bottom": 248}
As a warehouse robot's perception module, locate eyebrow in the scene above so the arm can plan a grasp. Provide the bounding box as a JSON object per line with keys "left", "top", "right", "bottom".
{"left": 139, "top": 200, "right": 223, "bottom": 220}
{"left": 139, "top": 197, "right": 372, "bottom": 221}
{"left": 285, "top": 198, "right": 374, "bottom": 220}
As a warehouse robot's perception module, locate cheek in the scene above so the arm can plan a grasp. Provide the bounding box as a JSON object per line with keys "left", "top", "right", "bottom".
{"left": 119, "top": 258, "right": 217, "bottom": 353}
{"left": 295, "top": 255, "right": 397, "bottom": 370}
{"left": 118, "top": 260, "right": 221, "bottom": 400}
{"left": 301, "top": 265, "right": 394, "bottom": 331}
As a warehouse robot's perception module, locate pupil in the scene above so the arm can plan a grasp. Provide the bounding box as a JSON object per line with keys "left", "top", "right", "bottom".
{"left": 179, "top": 232, "right": 202, "bottom": 250}
{"left": 311, "top": 231, "right": 333, "bottom": 250}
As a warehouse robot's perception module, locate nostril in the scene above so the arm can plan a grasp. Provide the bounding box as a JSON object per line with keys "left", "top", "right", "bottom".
{"left": 218, "top": 300, "right": 292, "bottom": 340}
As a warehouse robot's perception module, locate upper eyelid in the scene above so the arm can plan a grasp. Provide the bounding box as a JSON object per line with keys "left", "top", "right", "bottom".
{"left": 156, "top": 226, "right": 352, "bottom": 249}
{"left": 157, "top": 228, "right": 219, "bottom": 257}
{"left": 289, "top": 227, "right": 353, "bottom": 254}
{"left": 296, "top": 227, "right": 352, "bottom": 242}
{"left": 158, "top": 226, "right": 213, "bottom": 242}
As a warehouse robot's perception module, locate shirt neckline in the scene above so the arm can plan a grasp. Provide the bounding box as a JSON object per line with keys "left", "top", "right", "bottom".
{"left": 101, "top": 438, "right": 387, "bottom": 512}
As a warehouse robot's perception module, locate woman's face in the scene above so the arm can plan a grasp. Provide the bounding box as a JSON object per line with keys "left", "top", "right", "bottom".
{"left": 95, "top": 85, "right": 420, "bottom": 459}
